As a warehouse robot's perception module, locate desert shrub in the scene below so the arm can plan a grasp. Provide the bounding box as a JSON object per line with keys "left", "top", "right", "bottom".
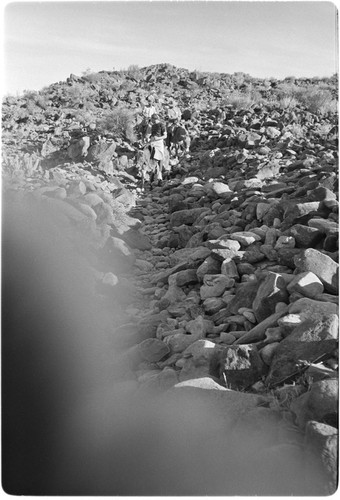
{"left": 274, "top": 82, "right": 298, "bottom": 99}
{"left": 278, "top": 96, "right": 299, "bottom": 110}
{"left": 283, "top": 123, "right": 305, "bottom": 138}
{"left": 97, "top": 107, "right": 136, "bottom": 142}
{"left": 293, "top": 86, "right": 337, "bottom": 114}
{"left": 126, "top": 65, "right": 142, "bottom": 80}
{"left": 227, "top": 89, "right": 263, "bottom": 110}
{"left": 314, "top": 123, "right": 334, "bottom": 137}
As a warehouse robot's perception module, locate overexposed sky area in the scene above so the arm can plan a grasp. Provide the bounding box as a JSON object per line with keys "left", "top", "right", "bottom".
{"left": 2, "top": 0, "right": 339, "bottom": 95}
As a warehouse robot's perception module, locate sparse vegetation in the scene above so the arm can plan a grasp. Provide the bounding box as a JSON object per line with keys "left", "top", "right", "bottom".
{"left": 227, "top": 88, "right": 263, "bottom": 110}
{"left": 293, "top": 86, "right": 336, "bottom": 114}
{"left": 97, "top": 106, "right": 136, "bottom": 142}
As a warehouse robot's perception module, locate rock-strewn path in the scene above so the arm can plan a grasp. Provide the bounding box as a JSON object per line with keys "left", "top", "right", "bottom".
{"left": 2, "top": 65, "right": 338, "bottom": 495}
{"left": 112, "top": 153, "right": 338, "bottom": 494}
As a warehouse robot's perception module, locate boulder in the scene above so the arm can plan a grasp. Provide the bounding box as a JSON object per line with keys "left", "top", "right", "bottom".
{"left": 196, "top": 256, "right": 221, "bottom": 281}
{"left": 266, "top": 312, "right": 338, "bottom": 387}
{"left": 170, "top": 207, "right": 210, "bottom": 227}
{"left": 200, "top": 274, "right": 235, "bottom": 299}
{"left": 290, "top": 379, "right": 338, "bottom": 429}
{"left": 294, "top": 248, "right": 339, "bottom": 294}
{"left": 212, "top": 344, "right": 267, "bottom": 390}
{"left": 168, "top": 269, "right": 198, "bottom": 287}
{"left": 252, "top": 272, "right": 289, "bottom": 322}
{"left": 235, "top": 306, "right": 289, "bottom": 344}
{"left": 303, "top": 421, "right": 338, "bottom": 495}
{"left": 286, "top": 271, "right": 324, "bottom": 298}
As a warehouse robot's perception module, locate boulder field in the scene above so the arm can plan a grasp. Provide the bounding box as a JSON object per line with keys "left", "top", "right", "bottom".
{"left": 2, "top": 66, "right": 338, "bottom": 495}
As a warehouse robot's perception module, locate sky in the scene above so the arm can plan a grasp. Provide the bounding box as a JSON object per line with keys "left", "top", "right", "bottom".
{"left": 1, "top": 0, "right": 339, "bottom": 95}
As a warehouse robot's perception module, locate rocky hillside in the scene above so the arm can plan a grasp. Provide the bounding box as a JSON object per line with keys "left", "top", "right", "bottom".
{"left": 2, "top": 64, "right": 339, "bottom": 495}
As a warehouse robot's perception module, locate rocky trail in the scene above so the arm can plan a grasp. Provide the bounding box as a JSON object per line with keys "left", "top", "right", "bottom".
{"left": 2, "top": 65, "right": 338, "bottom": 495}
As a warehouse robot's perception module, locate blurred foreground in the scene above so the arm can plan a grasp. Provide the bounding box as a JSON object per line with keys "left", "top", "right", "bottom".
{"left": 2, "top": 193, "right": 327, "bottom": 495}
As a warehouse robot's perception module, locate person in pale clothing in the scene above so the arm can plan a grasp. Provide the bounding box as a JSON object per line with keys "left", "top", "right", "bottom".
{"left": 140, "top": 96, "right": 157, "bottom": 142}
{"left": 149, "top": 113, "right": 167, "bottom": 185}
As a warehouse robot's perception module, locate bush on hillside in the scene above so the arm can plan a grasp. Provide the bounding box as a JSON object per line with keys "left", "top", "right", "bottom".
{"left": 283, "top": 123, "right": 305, "bottom": 139}
{"left": 294, "top": 86, "right": 337, "bottom": 115}
{"left": 278, "top": 96, "right": 299, "bottom": 110}
{"left": 126, "top": 65, "right": 143, "bottom": 80}
{"left": 227, "top": 89, "right": 263, "bottom": 110}
{"left": 275, "top": 82, "right": 297, "bottom": 99}
{"left": 97, "top": 107, "right": 136, "bottom": 142}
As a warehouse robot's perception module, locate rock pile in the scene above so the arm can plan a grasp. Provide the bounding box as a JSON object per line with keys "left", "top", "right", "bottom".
{"left": 2, "top": 64, "right": 338, "bottom": 494}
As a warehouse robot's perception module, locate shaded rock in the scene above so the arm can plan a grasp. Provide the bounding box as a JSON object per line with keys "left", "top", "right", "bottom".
{"left": 266, "top": 313, "right": 338, "bottom": 387}
{"left": 308, "top": 218, "right": 338, "bottom": 236}
{"left": 164, "top": 332, "right": 201, "bottom": 353}
{"left": 157, "top": 367, "right": 180, "bottom": 390}
{"left": 235, "top": 306, "right": 289, "bottom": 344}
{"left": 185, "top": 315, "right": 213, "bottom": 337}
{"left": 86, "top": 140, "right": 116, "bottom": 164}
{"left": 259, "top": 342, "right": 280, "bottom": 365}
{"left": 252, "top": 272, "right": 289, "bottom": 322}
{"left": 99, "top": 235, "right": 136, "bottom": 272}
{"left": 138, "top": 338, "right": 170, "bottom": 362}
{"left": 120, "top": 227, "right": 152, "bottom": 250}
{"left": 290, "top": 224, "right": 323, "bottom": 248}
{"left": 203, "top": 297, "right": 225, "bottom": 314}
{"left": 168, "top": 268, "right": 198, "bottom": 287}
{"left": 290, "top": 379, "right": 338, "bottom": 429}
{"left": 304, "top": 421, "right": 338, "bottom": 495}
{"left": 169, "top": 246, "right": 210, "bottom": 267}
{"left": 200, "top": 274, "right": 235, "bottom": 299}
{"left": 240, "top": 244, "right": 266, "bottom": 264}
{"left": 170, "top": 207, "right": 210, "bottom": 227}
{"left": 276, "top": 247, "right": 302, "bottom": 269}
{"left": 196, "top": 256, "right": 221, "bottom": 281}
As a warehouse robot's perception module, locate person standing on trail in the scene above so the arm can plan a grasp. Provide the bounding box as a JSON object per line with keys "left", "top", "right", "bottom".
{"left": 149, "top": 113, "right": 167, "bottom": 186}
{"left": 140, "top": 96, "right": 157, "bottom": 142}
{"left": 165, "top": 99, "right": 182, "bottom": 149}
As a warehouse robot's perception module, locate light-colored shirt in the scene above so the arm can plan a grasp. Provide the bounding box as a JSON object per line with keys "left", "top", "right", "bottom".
{"left": 143, "top": 105, "right": 157, "bottom": 119}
